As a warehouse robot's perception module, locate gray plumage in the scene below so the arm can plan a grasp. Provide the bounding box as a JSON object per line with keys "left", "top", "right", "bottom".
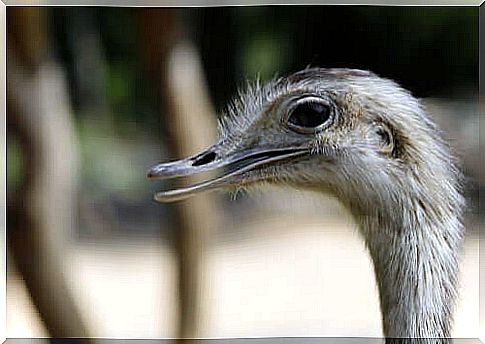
{"left": 149, "top": 68, "right": 465, "bottom": 341}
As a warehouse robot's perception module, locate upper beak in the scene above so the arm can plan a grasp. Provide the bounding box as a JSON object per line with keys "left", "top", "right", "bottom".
{"left": 148, "top": 144, "right": 308, "bottom": 202}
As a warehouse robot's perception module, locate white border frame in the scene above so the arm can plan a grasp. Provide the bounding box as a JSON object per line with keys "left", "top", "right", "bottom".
{"left": 0, "top": 2, "right": 482, "bottom": 344}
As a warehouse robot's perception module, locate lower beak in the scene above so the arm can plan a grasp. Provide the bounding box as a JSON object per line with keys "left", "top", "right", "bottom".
{"left": 147, "top": 145, "right": 308, "bottom": 202}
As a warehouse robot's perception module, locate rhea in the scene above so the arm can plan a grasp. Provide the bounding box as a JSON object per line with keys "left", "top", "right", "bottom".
{"left": 148, "top": 68, "right": 464, "bottom": 340}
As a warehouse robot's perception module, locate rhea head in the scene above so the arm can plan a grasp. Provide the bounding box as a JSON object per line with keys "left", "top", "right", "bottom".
{"left": 148, "top": 68, "right": 461, "bottom": 223}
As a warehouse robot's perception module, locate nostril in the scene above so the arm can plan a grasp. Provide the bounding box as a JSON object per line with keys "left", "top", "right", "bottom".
{"left": 192, "top": 151, "right": 217, "bottom": 166}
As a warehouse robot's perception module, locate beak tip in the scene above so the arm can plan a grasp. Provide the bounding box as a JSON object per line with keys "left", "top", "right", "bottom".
{"left": 147, "top": 166, "right": 163, "bottom": 180}
{"left": 154, "top": 192, "right": 176, "bottom": 203}
{"left": 153, "top": 192, "right": 163, "bottom": 202}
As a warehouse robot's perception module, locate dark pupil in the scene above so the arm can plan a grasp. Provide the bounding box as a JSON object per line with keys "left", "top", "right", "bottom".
{"left": 289, "top": 102, "right": 330, "bottom": 128}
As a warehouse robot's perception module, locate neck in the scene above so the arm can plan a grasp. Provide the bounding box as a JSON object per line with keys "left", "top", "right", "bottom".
{"left": 353, "top": 193, "right": 463, "bottom": 341}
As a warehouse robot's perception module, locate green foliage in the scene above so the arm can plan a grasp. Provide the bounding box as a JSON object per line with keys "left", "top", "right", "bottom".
{"left": 7, "top": 136, "right": 25, "bottom": 192}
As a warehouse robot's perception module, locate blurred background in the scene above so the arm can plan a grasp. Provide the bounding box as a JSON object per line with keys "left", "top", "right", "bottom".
{"left": 6, "top": 6, "right": 480, "bottom": 340}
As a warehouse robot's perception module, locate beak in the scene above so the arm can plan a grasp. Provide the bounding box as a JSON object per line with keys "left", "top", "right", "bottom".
{"left": 147, "top": 144, "right": 308, "bottom": 202}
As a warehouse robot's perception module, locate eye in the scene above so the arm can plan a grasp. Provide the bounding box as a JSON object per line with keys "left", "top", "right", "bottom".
{"left": 286, "top": 97, "right": 334, "bottom": 134}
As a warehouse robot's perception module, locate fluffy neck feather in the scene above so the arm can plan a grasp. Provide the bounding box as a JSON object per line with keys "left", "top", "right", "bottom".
{"left": 353, "top": 184, "right": 463, "bottom": 341}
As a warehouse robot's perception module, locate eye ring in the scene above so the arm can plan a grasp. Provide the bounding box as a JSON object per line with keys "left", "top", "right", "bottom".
{"left": 284, "top": 96, "right": 336, "bottom": 134}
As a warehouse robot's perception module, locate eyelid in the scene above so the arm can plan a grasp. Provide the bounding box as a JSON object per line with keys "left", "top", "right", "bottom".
{"left": 294, "top": 96, "right": 329, "bottom": 106}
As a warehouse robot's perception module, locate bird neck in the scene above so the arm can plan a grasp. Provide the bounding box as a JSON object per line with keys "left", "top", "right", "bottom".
{"left": 353, "top": 194, "right": 463, "bottom": 341}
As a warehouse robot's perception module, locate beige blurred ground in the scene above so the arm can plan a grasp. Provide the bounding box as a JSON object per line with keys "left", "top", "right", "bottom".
{"left": 6, "top": 190, "right": 479, "bottom": 339}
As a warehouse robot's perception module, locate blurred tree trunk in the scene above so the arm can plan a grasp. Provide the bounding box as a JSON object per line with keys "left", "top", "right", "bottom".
{"left": 7, "top": 8, "right": 91, "bottom": 340}
{"left": 137, "top": 9, "right": 219, "bottom": 338}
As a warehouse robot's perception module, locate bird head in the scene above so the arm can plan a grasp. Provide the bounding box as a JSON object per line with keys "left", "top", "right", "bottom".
{"left": 148, "top": 68, "right": 458, "bottom": 214}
